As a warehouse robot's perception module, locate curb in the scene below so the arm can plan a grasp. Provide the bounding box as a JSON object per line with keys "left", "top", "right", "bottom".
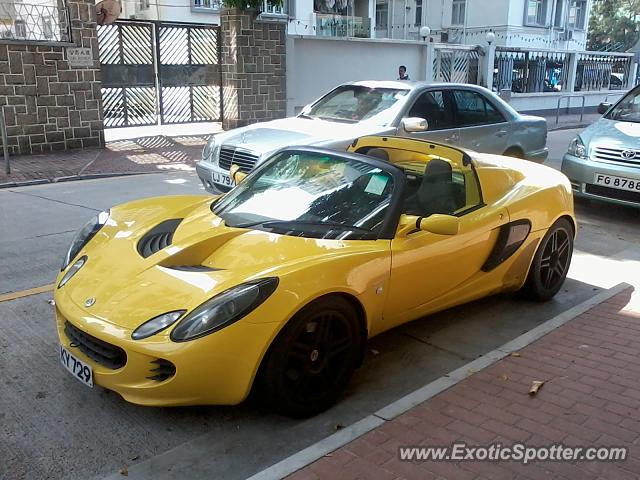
{"left": 246, "top": 282, "right": 632, "bottom": 480}
{"left": 548, "top": 123, "right": 590, "bottom": 132}
{"left": 0, "top": 171, "right": 159, "bottom": 189}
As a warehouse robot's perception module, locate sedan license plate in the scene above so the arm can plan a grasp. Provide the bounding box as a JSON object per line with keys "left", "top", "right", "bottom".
{"left": 60, "top": 345, "right": 93, "bottom": 387}
{"left": 594, "top": 173, "right": 640, "bottom": 192}
{"left": 212, "top": 171, "right": 234, "bottom": 187}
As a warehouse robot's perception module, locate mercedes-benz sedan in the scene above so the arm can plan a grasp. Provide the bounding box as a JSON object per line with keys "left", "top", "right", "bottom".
{"left": 197, "top": 81, "right": 548, "bottom": 193}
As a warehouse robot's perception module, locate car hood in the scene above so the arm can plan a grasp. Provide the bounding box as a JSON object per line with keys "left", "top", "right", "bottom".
{"left": 579, "top": 117, "right": 640, "bottom": 149}
{"left": 216, "top": 117, "right": 392, "bottom": 153}
{"left": 56, "top": 195, "right": 380, "bottom": 330}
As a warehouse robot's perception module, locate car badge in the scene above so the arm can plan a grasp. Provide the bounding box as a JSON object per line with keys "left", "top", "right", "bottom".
{"left": 241, "top": 132, "right": 247, "bottom": 143}
{"left": 84, "top": 297, "right": 96, "bottom": 308}
{"left": 622, "top": 149, "right": 636, "bottom": 159}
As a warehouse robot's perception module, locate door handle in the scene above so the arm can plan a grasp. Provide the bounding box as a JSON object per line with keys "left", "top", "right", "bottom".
{"left": 445, "top": 134, "right": 458, "bottom": 143}
{"left": 496, "top": 130, "right": 508, "bottom": 137}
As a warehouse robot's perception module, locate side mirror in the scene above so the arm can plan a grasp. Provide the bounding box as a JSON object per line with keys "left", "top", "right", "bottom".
{"left": 401, "top": 117, "right": 428, "bottom": 133}
{"left": 418, "top": 214, "right": 460, "bottom": 235}
{"left": 597, "top": 102, "right": 612, "bottom": 115}
{"left": 229, "top": 164, "right": 247, "bottom": 184}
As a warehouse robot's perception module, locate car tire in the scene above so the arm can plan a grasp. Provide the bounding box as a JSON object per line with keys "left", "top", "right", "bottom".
{"left": 521, "top": 218, "right": 574, "bottom": 301}
{"left": 503, "top": 147, "right": 524, "bottom": 159}
{"left": 260, "top": 296, "right": 363, "bottom": 418}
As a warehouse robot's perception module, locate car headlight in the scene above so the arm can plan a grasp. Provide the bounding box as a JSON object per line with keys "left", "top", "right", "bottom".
{"left": 57, "top": 256, "right": 87, "bottom": 289}
{"left": 170, "top": 278, "right": 279, "bottom": 342}
{"left": 202, "top": 135, "right": 217, "bottom": 160}
{"left": 567, "top": 136, "right": 587, "bottom": 158}
{"left": 132, "top": 310, "right": 186, "bottom": 340}
{"left": 62, "top": 210, "right": 110, "bottom": 270}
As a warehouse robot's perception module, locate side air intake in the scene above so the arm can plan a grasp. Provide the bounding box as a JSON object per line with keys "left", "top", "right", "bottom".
{"left": 137, "top": 219, "right": 182, "bottom": 258}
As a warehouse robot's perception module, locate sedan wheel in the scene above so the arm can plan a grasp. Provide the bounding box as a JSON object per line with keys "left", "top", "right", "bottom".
{"left": 522, "top": 218, "right": 573, "bottom": 301}
{"left": 260, "top": 297, "right": 362, "bottom": 418}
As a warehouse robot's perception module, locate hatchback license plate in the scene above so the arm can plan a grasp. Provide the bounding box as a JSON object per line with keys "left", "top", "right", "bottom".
{"left": 60, "top": 345, "right": 93, "bottom": 387}
{"left": 212, "top": 171, "right": 234, "bottom": 187}
{"left": 594, "top": 174, "right": 640, "bottom": 192}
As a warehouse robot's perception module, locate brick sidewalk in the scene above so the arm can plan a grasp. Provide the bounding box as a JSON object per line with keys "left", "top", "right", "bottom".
{"left": 0, "top": 135, "right": 207, "bottom": 187}
{"left": 288, "top": 288, "right": 640, "bottom": 480}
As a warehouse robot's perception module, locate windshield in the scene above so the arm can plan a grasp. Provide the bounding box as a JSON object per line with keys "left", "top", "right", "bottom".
{"left": 304, "top": 85, "right": 409, "bottom": 124}
{"left": 605, "top": 88, "right": 640, "bottom": 123}
{"left": 212, "top": 151, "right": 395, "bottom": 240}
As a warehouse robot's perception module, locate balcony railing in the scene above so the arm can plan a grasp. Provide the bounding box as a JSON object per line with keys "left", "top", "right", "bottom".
{"left": 0, "top": 2, "right": 70, "bottom": 43}
{"left": 191, "top": 0, "right": 286, "bottom": 15}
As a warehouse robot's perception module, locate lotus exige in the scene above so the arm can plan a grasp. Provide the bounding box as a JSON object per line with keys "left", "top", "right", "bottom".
{"left": 55, "top": 136, "right": 575, "bottom": 417}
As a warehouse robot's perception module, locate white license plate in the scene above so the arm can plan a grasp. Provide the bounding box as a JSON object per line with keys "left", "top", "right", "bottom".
{"left": 212, "top": 171, "right": 234, "bottom": 187}
{"left": 594, "top": 173, "right": 640, "bottom": 192}
{"left": 60, "top": 345, "right": 93, "bottom": 387}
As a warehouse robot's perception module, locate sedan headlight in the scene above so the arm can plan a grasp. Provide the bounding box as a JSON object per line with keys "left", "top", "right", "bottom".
{"left": 57, "top": 256, "right": 87, "bottom": 289}
{"left": 132, "top": 310, "right": 186, "bottom": 340}
{"left": 202, "top": 135, "right": 217, "bottom": 160}
{"left": 567, "top": 136, "right": 587, "bottom": 159}
{"left": 62, "top": 210, "right": 110, "bottom": 270}
{"left": 170, "top": 278, "right": 279, "bottom": 342}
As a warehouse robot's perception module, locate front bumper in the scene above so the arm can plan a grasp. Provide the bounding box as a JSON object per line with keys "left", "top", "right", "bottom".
{"left": 195, "top": 160, "right": 233, "bottom": 194}
{"left": 54, "top": 291, "right": 279, "bottom": 406}
{"left": 561, "top": 153, "right": 640, "bottom": 208}
{"left": 525, "top": 147, "right": 548, "bottom": 163}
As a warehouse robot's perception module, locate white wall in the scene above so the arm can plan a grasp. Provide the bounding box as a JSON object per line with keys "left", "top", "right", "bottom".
{"left": 286, "top": 35, "right": 427, "bottom": 115}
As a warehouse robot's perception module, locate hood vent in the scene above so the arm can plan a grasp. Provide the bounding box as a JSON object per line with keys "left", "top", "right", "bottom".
{"left": 137, "top": 219, "right": 182, "bottom": 258}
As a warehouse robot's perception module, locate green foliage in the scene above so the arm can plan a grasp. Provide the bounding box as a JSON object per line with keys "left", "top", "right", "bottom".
{"left": 223, "top": 0, "right": 283, "bottom": 12}
{"left": 588, "top": 0, "right": 640, "bottom": 51}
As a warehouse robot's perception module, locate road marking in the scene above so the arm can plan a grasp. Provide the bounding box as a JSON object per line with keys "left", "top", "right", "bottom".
{"left": 0, "top": 284, "right": 55, "bottom": 303}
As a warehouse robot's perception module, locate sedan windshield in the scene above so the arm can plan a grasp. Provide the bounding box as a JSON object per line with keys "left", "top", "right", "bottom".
{"left": 212, "top": 151, "right": 395, "bottom": 240}
{"left": 605, "top": 88, "right": 640, "bottom": 123}
{"left": 304, "top": 85, "right": 409, "bottom": 124}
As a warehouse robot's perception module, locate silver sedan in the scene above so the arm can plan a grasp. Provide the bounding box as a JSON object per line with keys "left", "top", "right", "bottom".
{"left": 197, "top": 81, "right": 548, "bottom": 192}
{"left": 562, "top": 85, "right": 640, "bottom": 208}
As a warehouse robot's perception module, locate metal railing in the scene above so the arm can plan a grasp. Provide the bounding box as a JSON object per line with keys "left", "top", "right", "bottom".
{"left": 576, "top": 52, "right": 632, "bottom": 92}
{"left": 494, "top": 47, "right": 570, "bottom": 94}
{"left": 0, "top": 2, "right": 70, "bottom": 43}
{"left": 555, "top": 94, "right": 586, "bottom": 125}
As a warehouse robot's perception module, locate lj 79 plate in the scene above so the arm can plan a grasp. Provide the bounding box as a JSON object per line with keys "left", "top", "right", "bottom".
{"left": 594, "top": 173, "right": 640, "bottom": 192}
{"left": 60, "top": 345, "right": 93, "bottom": 387}
{"left": 212, "top": 171, "right": 234, "bottom": 187}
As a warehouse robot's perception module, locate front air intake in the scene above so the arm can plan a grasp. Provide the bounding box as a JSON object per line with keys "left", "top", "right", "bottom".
{"left": 137, "top": 219, "right": 182, "bottom": 258}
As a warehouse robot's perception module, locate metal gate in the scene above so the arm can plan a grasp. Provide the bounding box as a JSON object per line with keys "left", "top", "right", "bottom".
{"left": 97, "top": 21, "right": 222, "bottom": 128}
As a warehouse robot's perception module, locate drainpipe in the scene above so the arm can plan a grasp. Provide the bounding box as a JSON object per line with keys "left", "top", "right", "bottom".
{"left": 403, "top": 0, "right": 407, "bottom": 39}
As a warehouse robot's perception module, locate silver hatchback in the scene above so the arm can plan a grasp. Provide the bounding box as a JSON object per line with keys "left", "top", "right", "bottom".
{"left": 197, "top": 81, "right": 548, "bottom": 192}
{"left": 562, "top": 85, "right": 640, "bottom": 208}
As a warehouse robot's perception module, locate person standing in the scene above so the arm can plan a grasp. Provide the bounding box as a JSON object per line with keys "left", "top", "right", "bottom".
{"left": 398, "top": 65, "right": 410, "bottom": 80}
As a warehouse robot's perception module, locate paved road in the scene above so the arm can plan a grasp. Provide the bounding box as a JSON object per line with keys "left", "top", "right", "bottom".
{"left": 1, "top": 130, "right": 639, "bottom": 480}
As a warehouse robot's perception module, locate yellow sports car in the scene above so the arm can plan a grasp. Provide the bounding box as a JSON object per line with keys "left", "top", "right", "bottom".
{"left": 54, "top": 136, "right": 575, "bottom": 417}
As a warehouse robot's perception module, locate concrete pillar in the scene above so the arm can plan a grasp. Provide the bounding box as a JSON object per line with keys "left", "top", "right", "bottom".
{"left": 483, "top": 44, "right": 496, "bottom": 91}
{"left": 424, "top": 42, "right": 435, "bottom": 82}
{"left": 566, "top": 52, "right": 579, "bottom": 94}
{"left": 220, "top": 9, "right": 287, "bottom": 130}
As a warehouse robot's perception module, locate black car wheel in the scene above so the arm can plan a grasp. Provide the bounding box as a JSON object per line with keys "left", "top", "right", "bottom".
{"left": 260, "top": 296, "right": 363, "bottom": 418}
{"left": 522, "top": 218, "right": 574, "bottom": 301}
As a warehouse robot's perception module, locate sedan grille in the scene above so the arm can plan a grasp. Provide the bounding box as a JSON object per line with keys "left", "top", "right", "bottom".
{"left": 585, "top": 184, "right": 640, "bottom": 203}
{"left": 64, "top": 321, "right": 127, "bottom": 370}
{"left": 218, "top": 146, "right": 260, "bottom": 174}
{"left": 592, "top": 146, "right": 640, "bottom": 168}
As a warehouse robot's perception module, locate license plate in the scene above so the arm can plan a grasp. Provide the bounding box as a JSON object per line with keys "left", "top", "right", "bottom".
{"left": 594, "top": 173, "right": 640, "bottom": 192}
{"left": 212, "top": 171, "right": 234, "bottom": 187}
{"left": 60, "top": 345, "right": 93, "bottom": 387}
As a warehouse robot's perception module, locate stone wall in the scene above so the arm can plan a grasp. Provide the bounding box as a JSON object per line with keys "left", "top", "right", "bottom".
{"left": 0, "top": 0, "right": 103, "bottom": 155}
{"left": 220, "top": 10, "right": 286, "bottom": 130}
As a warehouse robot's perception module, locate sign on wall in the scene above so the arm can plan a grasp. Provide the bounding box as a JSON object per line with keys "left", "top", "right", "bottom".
{"left": 66, "top": 47, "right": 94, "bottom": 68}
